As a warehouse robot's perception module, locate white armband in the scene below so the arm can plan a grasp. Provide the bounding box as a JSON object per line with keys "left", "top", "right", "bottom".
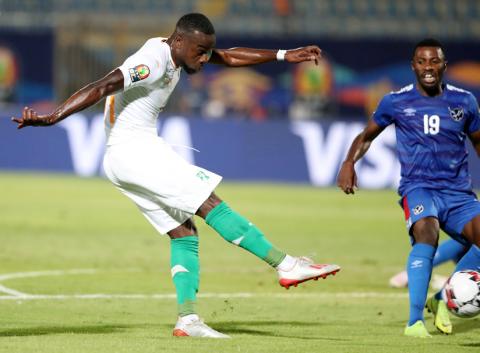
{"left": 276, "top": 49, "right": 287, "bottom": 61}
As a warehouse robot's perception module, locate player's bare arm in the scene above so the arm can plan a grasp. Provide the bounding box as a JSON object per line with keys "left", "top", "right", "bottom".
{"left": 337, "top": 119, "right": 385, "bottom": 195}
{"left": 12, "top": 69, "right": 124, "bottom": 129}
{"left": 209, "top": 46, "right": 322, "bottom": 67}
{"left": 468, "top": 130, "right": 480, "bottom": 157}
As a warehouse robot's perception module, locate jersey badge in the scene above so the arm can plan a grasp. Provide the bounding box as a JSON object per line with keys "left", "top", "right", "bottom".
{"left": 448, "top": 106, "right": 464, "bottom": 122}
{"left": 161, "top": 74, "right": 172, "bottom": 84}
{"left": 413, "top": 204, "right": 424, "bottom": 215}
{"left": 129, "top": 64, "right": 150, "bottom": 83}
{"left": 161, "top": 65, "right": 177, "bottom": 84}
{"left": 403, "top": 108, "right": 416, "bottom": 117}
{"left": 196, "top": 170, "right": 210, "bottom": 181}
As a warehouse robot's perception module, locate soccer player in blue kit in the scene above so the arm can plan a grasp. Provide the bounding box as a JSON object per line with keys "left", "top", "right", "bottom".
{"left": 337, "top": 38, "right": 480, "bottom": 338}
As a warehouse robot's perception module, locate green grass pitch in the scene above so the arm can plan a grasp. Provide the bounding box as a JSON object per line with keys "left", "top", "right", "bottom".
{"left": 0, "top": 172, "right": 479, "bottom": 353}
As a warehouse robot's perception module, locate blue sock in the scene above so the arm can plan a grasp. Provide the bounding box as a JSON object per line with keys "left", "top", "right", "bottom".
{"left": 454, "top": 245, "right": 480, "bottom": 273}
{"left": 407, "top": 243, "right": 436, "bottom": 326}
{"left": 432, "top": 239, "right": 467, "bottom": 266}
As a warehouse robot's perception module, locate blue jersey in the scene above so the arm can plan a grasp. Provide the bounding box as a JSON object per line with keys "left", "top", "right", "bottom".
{"left": 373, "top": 83, "right": 480, "bottom": 196}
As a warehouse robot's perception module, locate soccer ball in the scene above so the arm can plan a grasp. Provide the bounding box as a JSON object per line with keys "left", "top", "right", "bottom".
{"left": 441, "top": 270, "right": 480, "bottom": 318}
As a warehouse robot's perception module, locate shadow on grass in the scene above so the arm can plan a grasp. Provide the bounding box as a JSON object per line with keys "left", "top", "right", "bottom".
{"left": 459, "top": 342, "right": 480, "bottom": 348}
{"left": 0, "top": 324, "right": 132, "bottom": 337}
{"left": 206, "top": 320, "right": 352, "bottom": 341}
{"left": 452, "top": 318, "right": 480, "bottom": 334}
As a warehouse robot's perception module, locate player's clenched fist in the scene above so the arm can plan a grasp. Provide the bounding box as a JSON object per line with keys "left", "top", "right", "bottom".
{"left": 337, "top": 160, "right": 358, "bottom": 195}
{"left": 285, "top": 46, "right": 322, "bottom": 65}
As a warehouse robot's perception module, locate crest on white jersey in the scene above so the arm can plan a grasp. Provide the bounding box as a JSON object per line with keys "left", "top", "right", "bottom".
{"left": 129, "top": 64, "right": 150, "bottom": 82}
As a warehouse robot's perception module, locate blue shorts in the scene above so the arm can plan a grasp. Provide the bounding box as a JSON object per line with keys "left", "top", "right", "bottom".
{"left": 400, "top": 188, "right": 480, "bottom": 246}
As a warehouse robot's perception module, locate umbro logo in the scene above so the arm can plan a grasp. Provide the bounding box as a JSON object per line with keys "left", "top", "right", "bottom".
{"left": 403, "top": 108, "right": 416, "bottom": 116}
{"left": 411, "top": 260, "right": 423, "bottom": 269}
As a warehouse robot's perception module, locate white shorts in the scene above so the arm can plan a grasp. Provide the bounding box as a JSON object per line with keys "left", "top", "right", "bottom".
{"left": 103, "top": 135, "right": 222, "bottom": 234}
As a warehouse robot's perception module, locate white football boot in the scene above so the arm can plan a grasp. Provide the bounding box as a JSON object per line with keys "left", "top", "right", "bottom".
{"left": 277, "top": 256, "right": 340, "bottom": 289}
{"left": 388, "top": 271, "right": 448, "bottom": 291}
{"left": 430, "top": 274, "right": 448, "bottom": 292}
{"left": 389, "top": 270, "right": 409, "bottom": 288}
{"left": 173, "top": 316, "right": 230, "bottom": 338}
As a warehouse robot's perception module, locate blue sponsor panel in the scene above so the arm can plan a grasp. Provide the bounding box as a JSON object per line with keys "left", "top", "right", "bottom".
{"left": 1, "top": 113, "right": 480, "bottom": 189}
{"left": 187, "top": 119, "right": 310, "bottom": 183}
{"left": 0, "top": 29, "right": 54, "bottom": 104}
{"left": 0, "top": 116, "right": 73, "bottom": 172}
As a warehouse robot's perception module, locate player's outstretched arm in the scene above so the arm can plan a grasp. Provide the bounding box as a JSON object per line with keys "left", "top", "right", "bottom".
{"left": 337, "top": 119, "right": 384, "bottom": 195}
{"left": 12, "top": 69, "right": 124, "bottom": 129}
{"left": 209, "top": 46, "right": 321, "bottom": 67}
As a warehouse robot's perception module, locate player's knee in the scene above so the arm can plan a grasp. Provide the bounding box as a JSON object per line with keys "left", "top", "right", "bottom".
{"left": 168, "top": 219, "right": 198, "bottom": 239}
{"left": 196, "top": 192, "right": 223, "bottom": 219}
{"left": 463, "top": 216, "right": 480, "bottom": 247}
{"left": 412, "top": 217, "right": 439, "bottom": 245}
{"left": 469, "top": 228, "right": 480, "bottom": 248}
{"left": 168, "top": 231, "right": 198, "bottom": 239}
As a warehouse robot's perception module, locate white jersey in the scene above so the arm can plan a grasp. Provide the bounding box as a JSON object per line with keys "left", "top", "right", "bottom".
{"left": 104, "top": 37, "right": 181, "bottom": 145}
{"left": 102, "top": 37, "right": 222, "bottom": 234}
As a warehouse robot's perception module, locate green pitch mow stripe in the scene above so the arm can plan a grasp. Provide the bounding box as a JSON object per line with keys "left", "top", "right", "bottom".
{"left": 0, "top": 268, "right": 408, "bottom": 300}
{"left": 0, "top": 292, "right": 409, "bottom": 301}
{"left": 1, "top": 174, "right": 479, "bottom": 353}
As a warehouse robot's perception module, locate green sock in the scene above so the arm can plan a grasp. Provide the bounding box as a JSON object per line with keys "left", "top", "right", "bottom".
{"left": 170, "top": 236, "right": 199, "bottom": 316}
{"left": 205, "top": 202, "right": 286, "bottom": 267}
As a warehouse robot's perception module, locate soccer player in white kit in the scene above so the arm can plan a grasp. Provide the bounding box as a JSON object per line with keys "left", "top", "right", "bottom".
{"left": 13, "top": 13, "right": 340, "bottom": 338}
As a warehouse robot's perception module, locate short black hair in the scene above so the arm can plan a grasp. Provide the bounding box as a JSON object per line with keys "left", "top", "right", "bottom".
{"left": 176, "top": 13, "right": 215, "bottom": 35}
{"left": 413, "top": 38, "right": 445, "bottom": 57}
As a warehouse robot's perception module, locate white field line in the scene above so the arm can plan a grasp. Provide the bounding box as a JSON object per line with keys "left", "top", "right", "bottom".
{"left": 0, "top": 292, "right": 409, "bottom": 301}
{"left": 0, "top": 284, "right": 28, "bottom": 297}
{"left": 0, "top": 269, "right": 99, "bottom": 297}
{"left": 0, "top": 269, "right": 409, "bottom": 301}
{"left": 0, "top": 269, "right": 98, "bottom": 281}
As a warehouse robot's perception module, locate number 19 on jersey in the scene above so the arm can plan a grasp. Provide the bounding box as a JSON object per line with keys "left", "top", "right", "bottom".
{"left": 424, "top": 114, "right": 440, "bottom": 135}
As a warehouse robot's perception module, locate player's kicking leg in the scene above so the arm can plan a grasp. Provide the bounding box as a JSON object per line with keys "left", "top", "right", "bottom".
{"left": 197, "top": 193, "right": 340, "bottom": 289}
{"left": 425, "top": 294, "right": 451, "bottom": 334}
{"left": 427, "top": 243, "right": 480, "bottom": 335}
{"left": 168, "top": 219, "right": 229, "bottom": 338}
{"left": 424, "top": 247, "right": 478, "bottom": 336}
{"left": 424, "top": 204, "right": 480, "bottom": 335}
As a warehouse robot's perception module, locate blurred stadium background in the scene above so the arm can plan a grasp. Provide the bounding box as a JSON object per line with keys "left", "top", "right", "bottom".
{"left": 1, "top": 3, "right": 480, "bottom": 350}
{"left": 1, "top": 0, "right": 480, "bottom": 186}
